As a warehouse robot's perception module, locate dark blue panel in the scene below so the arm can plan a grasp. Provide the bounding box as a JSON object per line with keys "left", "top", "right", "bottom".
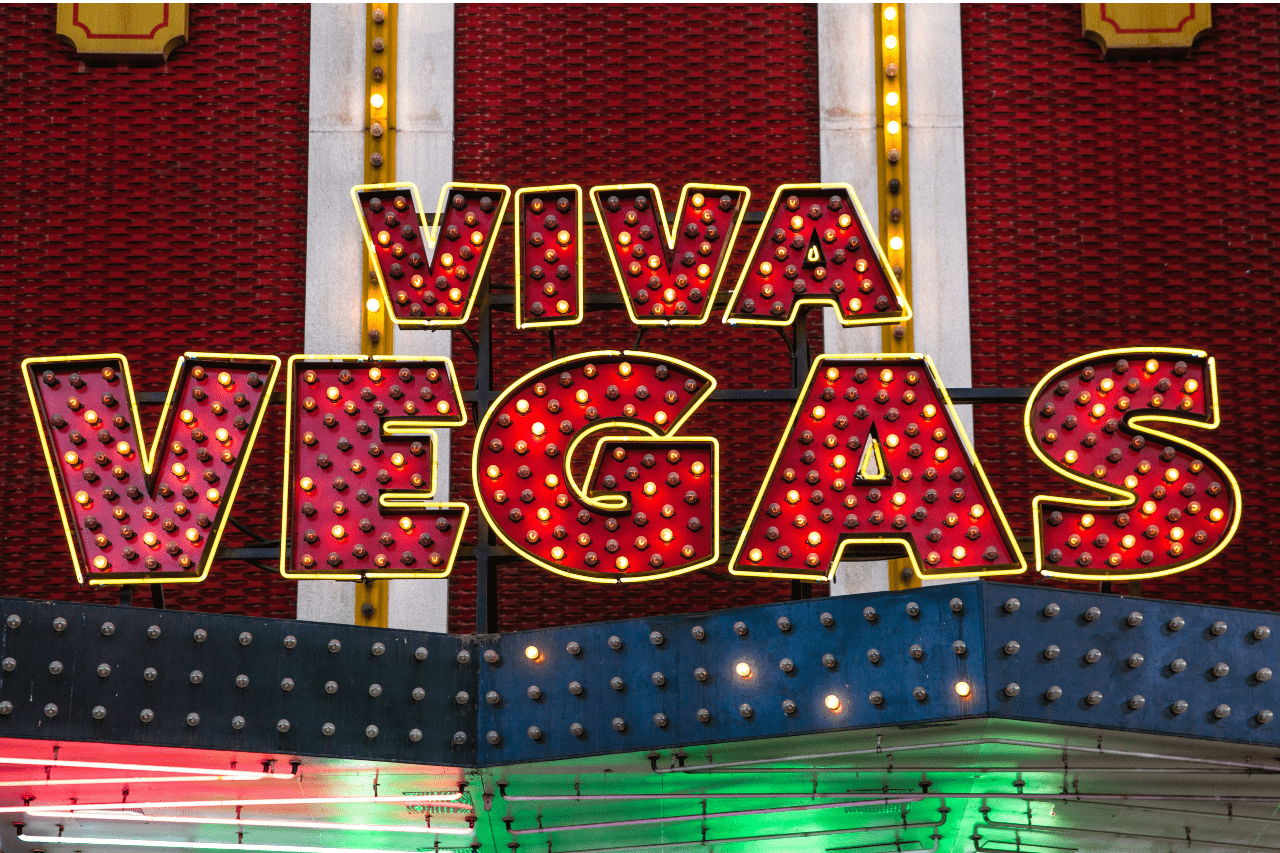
{"left": 477, "top": 584, "right": 987, "bottom": 764}
{"left": 982, "top": 583, "right": 1280, "bottom": 746}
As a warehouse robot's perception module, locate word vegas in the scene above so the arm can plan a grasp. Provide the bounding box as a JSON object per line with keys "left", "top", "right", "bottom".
{"left": 23, "top": 181, "right": 1241, "bottom": 587}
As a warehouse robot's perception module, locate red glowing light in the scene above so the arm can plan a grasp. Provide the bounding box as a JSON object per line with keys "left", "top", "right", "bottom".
{"left": 1025, "top": 348, "right": 1241, "bottom": 581}
{"left": 23, "top": 354, "right": 280, "bottom": 584}
{"left": 280, "top": 357, "right": 469, "bottom": 580}
{"left": 729, "top": 355, "right": 1023, "bottom": 581}
{"left": 472, "top": 351, "right": 719, "bottom": 583}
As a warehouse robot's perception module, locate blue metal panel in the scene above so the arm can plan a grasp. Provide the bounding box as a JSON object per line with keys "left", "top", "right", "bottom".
{"left": 982, "top": 582, "right": 1280, "bottom": 746}
{"left": 476, "top": 584, "right": 987, "bottom": 764}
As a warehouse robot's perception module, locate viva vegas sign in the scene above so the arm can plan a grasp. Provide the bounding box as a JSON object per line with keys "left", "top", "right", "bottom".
{"left": 23, "top": 181, "right": 1242, "bottom": 588}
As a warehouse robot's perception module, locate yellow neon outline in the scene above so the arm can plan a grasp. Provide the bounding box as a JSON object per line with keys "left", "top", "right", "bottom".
{"left": 513, "top": 184, "right": 586, "bottom": 330}
{"left": 727, "top": 353, "right": 1025, "bottom": 582}
{"left": 350, "top": 181, "right": 512, "bottom": 329}
{"left": 588, "top": 182, "right": 751, "bottom": 327}
{"left": 22, "top": 352, "right": 281, "bottom": 586}
{"left": 1023, "top": 347, "right": 1243, "bottom": 582}
{"left": 470, "top": 350, "right": 720, "bottom": 584}
{"left": 855, "top": 432, "right": 889, "bottom": 482}
{"left": 720, "top": 182, "right": 912, "bottom": 329}
{"left": 278, "top": 354, "right": 468, "bottom": 581}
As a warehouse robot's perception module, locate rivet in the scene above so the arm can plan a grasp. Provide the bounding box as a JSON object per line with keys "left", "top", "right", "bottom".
{"left": 1254, "top": 626, "right": 1271, "bottom": 641}
{"left": 567, "top": 681, "right": 584, "bottom": 696}
{"left": 328, "top": 639, "right": 342, "bottom": 653}
{"left": 697, "top": 708, "right": 711, "bottom": 722}
{"left": 5, "top": 614, "right": 20, "bottom": 629}
{"left": 911, "top": 644, "right": 925, "bottom": 660}
{"left": 412, "top": 687, "right": 425, "bottom": 701}
{"left": 1043, "top": 603, "right": 1060, "bottom": 617}
{"left": 906, "top": 601, "right": 921, "bottom": 617}
{"left": 1084, "top": 607, "right": 1101, "bottom": 622}
{"left": 235, "top": 674, "right": 249, "bottom": 688}
{"left": 0, "top": 657, "right": 14, "bottom": 672}
{"left": 144, "top": 667, "right": 157, "bottom": 681}
{"left": 409, "top": 728, "right": 423, "bottom": 742}
{"left": 453, "top": 731, "right": 468, "bottom": 745}
{"left": 778, "top": 659, "right": 794, "bottom": 673}
{"left": 281, "top": 678, "right": 295, "bottom": 691}
{"left": 1086, "top": 691, "right": 1103, "bottom": 706}
{"left": 820, "top": 611, "right": 836, "bottom": 627}
{"left": 54, "top": 618, "right": 68, "bottom": 633}
{"left": 0, "top": 701, "right": 11, "bottom": 715}
{"left": 1257, "top": 667, "right": 1273, "bottom": 683}
{"left": 1004, "top": 683, "right": 1020, "bottom": 698}
{"left": 1003, "top": 641, "right": 1019, "bottom": 656}
{"left": 569, "top": 722, "right": 584, "bottom": 737}
{"left": 322, "top": 722, "right": 336, "bottom": 736}
{"left": 1128, "top": 695, "right": 1146, "bottom": 710}
{"left": 483, "top": 649, "right": 500, "bottom": 665}
{"left": 1003, "top": 598, "right": 1020, "bottom": 613}
{"left": 145, "top": 624, "right": 159, "bottom": 639}
{"left": 527, "top": 685, "right": 543, "bottom": 700}
{"left": 455, "top": 690, "right": 470, "bottom": 705}
{"left": 1211, "top": 621, "right": 1228, "bottom": 636}
{"left": 949, "top": 598, "right": 964, "bottom": 614}
{"left": 486, "top": 730, "right": 502, "bottom": 744}
{"left": 610, "top": 676, "right": 624, "bottom": 691}
{"left": 566, "top": 641, "right": 582, "bottom": 655}
{"left": 99, "top": 621, "right": 115, "bottom": 636}
{"left": 739, "top": 703, "right": 753, "bottom": 718}
{"left": 140, "top": 708, "right": 154, "bottom": 723}
{"left": 186, "top": 712, "right": 200, "bottom": 727}
{"left": 869, "top": 691, "right": 885, "bottom": 706}
{"left": 193, "top": 628, "right": 206, "bottom": 642}
{"left": 1170, "top": 658, "right": 1187, "bottom": 673}
{"left": 324, "top": 680, "right": 338, "bottom": 694}
{"left": 92, "top": 705, "right": 106, "bottom": 720}
{"left": 782, "top": 699, "right": 797, "bottom": 715}
{"left": 651, "top": 671, "right": 666, "bottom": 686}
{"left": 278, "top": 719, "right": 291, "bottom": 732}
{"left": 612, "top": 717, "right": 626, "bottom": 731}
{"left": 650, "top": 631, "right": 665, "bottom": 645}
{"left": 777, "top": 616, "right": 792, "bottom": 632}
{"left": 366, "top": 724, "right": 379, "bottom": 739}
{"left": 1168, "top": 616, "right": 1185, "bottom": 632}
{"left": 608, "top": 635, "right": 623, "bottom": 650}
{"left": 49, "top": 660, "right": 64, "bottom": 675}
{"left": 1044, "top": 645, "right": 1060, "bottom": 660}
{"left": 371, "top": 642, "right": 385, "bottom": 656}
{"left": 691, "top": 625, "right": 706, "bottom": 640}
{"left": 1085, "top": 649, "right": 1101, "bottom": 664}
{"left": 1126, "top": 611, "right": 1143, "bottom": 627}
{"left": 1215, "top": 704, "right": 1231, "bottom": 719}
{"left": 238, "top": 632, "right": 253, "bottom": 646}
{"left": 232, "top": 716, "right": 246, "bottom": 730}
{"left": 913, "top": 686, "right": 928, "bottom": 702}
{"left": 653, "top": 713, "right": 669, "bottom": 728}
{"left": 1045, "top": 686, "right": 1063, "bottom": 701}
{"left": 486, "top": 690, "right": 501, "bottom": 705}
{"left": 189, "top": 670, "right": 203, "bottom": 684}
{"left": 284, "top": 635, "right": 298, "bottom": 649}
{"left": 1127, "top": 653, "right": 1144, "bottom": 668}
{"left": 952, "top": 640, "right": 967, "bottom": 656}
{"left": 1258, "top": 710, "right": 1274, "bottom": 725}
{"left": 863, "top": 607, "right": 878, "bottom": 623}
{"left": 1213, "top": 662, "right": 1230, "bottom": 678}
{"left": 457, "top": 649, "right": 472, "bottom": 664}
{"left": 824, "top": 653, "right": 839, "bottom": 668}
{"left": 734, "top": 622, "right": 749, "bottom": 637}
{"left": 414, "top": 646, "right": 428, "bottom": 660}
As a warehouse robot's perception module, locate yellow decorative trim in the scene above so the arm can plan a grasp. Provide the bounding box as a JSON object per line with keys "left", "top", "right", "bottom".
{"left": 1082, "top": 4, "right": 1212, "bottom": 56}
{"left": 56, "top": 4, "right": 188, "bottom": 61}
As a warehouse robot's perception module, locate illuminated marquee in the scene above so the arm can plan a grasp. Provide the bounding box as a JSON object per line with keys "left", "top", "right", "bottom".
{"left": 514, "top": 185, "right": 585, "bottom": 329}
{"left": 23, "top": 353, "right": 280, "bottom": 584}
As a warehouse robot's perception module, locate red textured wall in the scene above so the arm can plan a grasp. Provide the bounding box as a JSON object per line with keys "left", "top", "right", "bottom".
{"left": 0, "top": 4, "right": 310, "bottom": 616}
{"left": 962, "top": 5, "right": 1280, "bottom": 607}
{"left": 450, "top": 4, "right": 823, "bottom": 632}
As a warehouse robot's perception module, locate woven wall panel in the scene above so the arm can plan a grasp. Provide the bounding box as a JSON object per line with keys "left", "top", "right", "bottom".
{"left": 451, "top": 3, "right": 823, "bottom": 632}
{"left": 962, "top": 5, "right": 1280, "bottom": 606}
{"left": 0, "top": 4, "right": 310, "bottom": 616}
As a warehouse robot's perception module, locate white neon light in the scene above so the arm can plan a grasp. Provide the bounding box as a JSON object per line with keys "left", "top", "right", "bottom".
{"left": 0, "top": 775, "right": 265, "bottom": 788}
{"left": 32, "top": 792, "right": 463, "bottom": 812}
{"left": 19, "top": 834, "right": 469, "bottom": 853}
{"left": 26, "top": 809, "right": 474, "bottom": 835}
{"left": 0, "top": 756, "right": 292, "bottom": 780}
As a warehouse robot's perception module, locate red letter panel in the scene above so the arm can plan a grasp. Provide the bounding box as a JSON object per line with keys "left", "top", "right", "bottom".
{"left": 514, "top": 185, "right": 584, "bottom": 329}
{"left": 281, "top": 357, "right": 468, "bottom": 580}
{"left": 23, "top": 353, "right": 280, "bottom": 584}
{"left": 730, "top": 355, "right": 1023, "bottom": 582}
{"left": 1026, "top": 349, "right": 1241, "bottom": 581}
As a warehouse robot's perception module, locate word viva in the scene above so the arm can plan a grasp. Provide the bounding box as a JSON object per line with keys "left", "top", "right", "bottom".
{"left": 25, "top": 348, "right": 1240, "bottom": 587}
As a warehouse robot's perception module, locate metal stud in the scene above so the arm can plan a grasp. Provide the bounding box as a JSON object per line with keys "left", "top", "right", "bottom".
{"left": 368, "top": 683, "right": 383, "bottom": 697}
{"left": 911, "top": 644, "right": 925, "bottom": 660}
{"left": 953, "top": 640, "right": 967, "bottom": 656}
{"left": 651, "top": 671, "right": 666, "bottom": 686}
{"left": 232, "top": 716, "right": 246, "bottom": 730}
{"left": 527, "top": 685, "right": 542, "bottom": 700}
{"left": 281, "top": 678, "right": 295, "bottom": 691}
{"left": 371, "top": 642, "right": 385, "bottom": 656}
{"left": 54, "top": 618, "right": 68, "bottom": 633}
{"left": 144, "top": 667, "right": 157, "bottom": 681}
{"left": 1044, "top": 645, "right": 1060, "bottom": 660}
{"left": 453, "top": 731, "right": 468, "bottom": 745}
{"left": 485, "top": 690, "right": 501, "bottom": 705}
{"left": 653, "top": 713, "right": 669, "bottom": 728}
{"left": 1003, "top": 683, "right": 1020, "bottom": 698}
{"left": 1212, "top": 621, "right": 1228, "bottom": 636}
{"left": 739, "top": 703, "right": 753, "bottom": 718}
{"left": 322, "top": 722, "right": 336, "bottom": 736}
{"left": 1214, "top": 704, "right": 1231, "bottom": 719}
{"left": 610, "top": 676, "right": 624, "bottom": 690}
{"left": 145, "top": 624, "right": 159, "bottom": 639}
{"left": 92, "top": 705, "right": 106, "bottom": 720}
{"left": 412, "top": 687, "right": 426, "bottom": 701}
{"left": 1, "top": 657, "right": 14, "bottom": 672}
{"left": 1045, "top": 686, "right": 1063, "bottom": 701}
{"left": 820, "top": 612, "right": 835, "bottom": 627}
{"left": 328, "top": 639, "right": 342, "bottom": 653}
{"left": 778, "top": 659, "right": 793, "bottom": 673}
{"left": 1043, "top": 603, "right": 1060, "bottom": 617}
{"left": 284, "top": 635, "right": 298, "bottom": 649}
{"left": 567, "top": 641, "right": 582, "bottom": 655}
{"left": 277, "top": 719, "right": 291, "bottom": 732}
{"left": 486, "top": 730, "right": 501, "bottom": 744}
{"left": 1085, "top": 649, "right": 1101, "bottom": 664}
{"left": 528, "top": 726, "right": 543, "bottom": 741}
{"left": 1254, "top": 626, "right": 1271, "bottom": 641}
{"left": 1086, "top": 691, "right": 1103, "bottom": 706}
{"left": 1128, "top": 695, "right": 1146, "bottom": 710}
{"left": 913, "top": 686, "right": 928, "bottom": 702}
{"left": 414, "top": 646, "right": 428, "bottom": 660}
{"left": 409, "top": 728, "right": 422, "bottom": 742}
{"left": 1170, "top": 658, "right": 1187, "bottom": 673}
{"left": 5, "top": 614, "right": 19, "bottom": 630}
{"left": 189, "top": 670, "right": 203, "bottom": 684}
{"left": 366, "top": 724, "right": 379, "bottom": 738}
{"left": 140, "top": 708, "right": 154, "bottom": 723}
{"left": 456, "top": 649, "right": 471, "bottom": 664}
{"left": 1127, "top": 653, "right": 1144, "bottom": 668}
{"left": 1258, "top": 710, "right": 1274, "bottom": 725}
{"left": 949, "top": 598, "right": 964, "bottom": 614}
{"left": 238, "top": 631, "right": 253, "bottom": 646}
{"left": 1126, "top": 611, "right": 1143, "bottom": 627}
{"left": 49, "top": 660, "right": 63, "bottom": 675}
{"left": 1084, "top": 607, "right": 1101, "bottom": 622}
{"left": 608, "top": 635, "right": 623, "bottom": 650}
{"left": 1003, "top": 598, "right": 1020, "bottom": 613}
{"left": 824, "top": 653, "right": 838, "bottom": 668}
{"left": 193, "top": 628, "right": 206, "bottom": 642}
{"left": 1003, "top": 641, "right": 1019, "bottom": 656}
{"left": 483, "top": 649, "right": 500, "bottom": 665}
{"left": 612, "top": 717, "right": 626, "bottom": 731}
{"left": 863, "top": 607, "right": 878, "bottom": 623}
{"left": 777, "top": 616, "right": 792, "bottom": 632}
{"left": 1257, "top": 668, "right": 1273, "bottom": 683}
{"left": 734, "top": 622, "right": 749, "bottom": 637}
{"left": 782, "top": 699, "right": 797, "bottom": 715}
{"left": 568, "top": 681, "right": 584, "bottom": 695}
{"left": 1168, "top": 616, "right": 1185, "bottom": 631}
{"left": 697, "top": 708, "right": 711, "bottom": 722}
{"left": 692, "top": 625, "right": 707, "bottom": 640}
{"left": 186, "top": 712, "right": 200, "bottom": 727}
{"left": 869, "top": 691, "right": 885, "bottom": 706}
{"left": 235, "top": 674, "right": 249, "bottom": 688}
{"left": 0, "top": 702, "right": 11, "bottom": 715}
{"left": 455, "top": 691, "right": 470, "bottom": 705}
{"left": 1213, "top": 662, "right": 1230, "bottom": 678}
{"left": 650, "top": 631, "right": 665, "bottom": 645}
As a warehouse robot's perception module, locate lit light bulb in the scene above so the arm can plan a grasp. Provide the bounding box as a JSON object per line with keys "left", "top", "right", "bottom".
{"left": 525, "top": 645, "right": 541, "bottom": 661}
{"left": 439, "top": 253, "right": 454, "bottom": 268}
{"left": 618, "top": 362, "right": 633, "bottom": 378}
{"left": 206, "top": 488, "right": 220, "bottom": 503}
{"left": 180, "top": 409, "right": 194, "bottom": 424}
{"left": 556, "top": 230, "right": 571, "bottom": 246}
{"left": 880, "top": 369, "right": 894, "bottom": 383}
{"left": 366, "top": 298, "right": 381, "bottom": 313}
{"left": 1184, "top": 379, "right": 1199, "bottom": 393}
{"left": 84, "top": 410, "right": 99, "bottom": 425}
{"left": 486, "top": 465, "right": 501, "bottom": 480}
{"left": 218, "top": 372, "right": 232, "bottom": 388}
{"left": 64, "top": 451, "right": 80, "bottom": 466}
{"left": 885, "top": 90, "right": 899, "bottom": 106}
{"left": 952, "top": 546, "right": 966, "bottom": 561}
{"left": 735, "top": 662, "right": 752, "bottom": 678}
{"left": 556, "top": 300, "right": 570, "bottom": 314}
{"left": 1209, "top": 508, "right": 1224, "bottom": 522}
{"left": 1081, "top": 514, "right": 1095, "bottom": 528}
{"left": 215, "top": 428, "right": 230, "bottom": 443}
{"left": 93, "top": 555, "right": 109, "bottom": 570}
{"left": 824, "top": 694, "right": 842, "bottom": 711}
{"left": 749, "top": 547, "right": 762, "bottom": 562}
{"left": 786, "top": 490, "right": 800, "bottom": 504}
{"left": 883, "top": 5, "right": 897, "bottom": 20}
{"left": 887, "top": 120, "right": 900, "bottom": 135}
{"left": 331, "top": 525, "right": 346, "bottom": 540}
{"left": 889, "top": 236, "right": 904, "bottom": 251}
{"left": 370, "top": 93, "right": 384, "bottom": 109}
{"left": 807, "top": 531, "right": 822, "bottom": 546}
{"left": 515, "top": 399, "right": 530, "bottom": 414}
{"left": 892, "top": 492, "right": 906, "bottom": 506}
{"left": 1145, "top": 359, "right": 1159, "bottom": 374}
{"left": 531, "top": 422, "right": 546, "bottom": 437}
{"left": 833, "top": 455, "right": 847, "bottom": 469}
{"left": 1141, "top": 501, "right": 1156, "bottom": 515}
{"left": 691, "top": 461, "right": 705, "bottom": 476}
{"left": 398, "top": 517, "right": 414, "bottom": 531}
{"left": 551, "top": 546, "right": 564, "bottom": 560}
{"left": 544, "top": 474, "right": 559, "bottom": 489}
{"left": 812, "top": 405, "right": 826, "bottom": 420}
{"left": 143, "top": 532, "right": 158, "bottom": 547}
{"left": 1122, "top": 535, "right": 1136, "bottom": 548}
{"left": 171, "top": 463, "right": 187, "bottom": 478}
{"left": 75, "top": 491, "right": 90, "bottom": 506}
{"left": 536, "top": 508, "right": 551, "bottom": 522}
{"left": 955, "top": 680, "right": 971, "bottom": 698}
{"left": 885, "top": 35, "right": 898, "bottom": 50}
{"left": 1063, "top": 450, "right": 1078, "bottom": 464}
{"left": 185, "top": 528, "right": 201, "bottom": 543}
{"left": 825, "top": 367, "right": 840, "bottom": 382}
